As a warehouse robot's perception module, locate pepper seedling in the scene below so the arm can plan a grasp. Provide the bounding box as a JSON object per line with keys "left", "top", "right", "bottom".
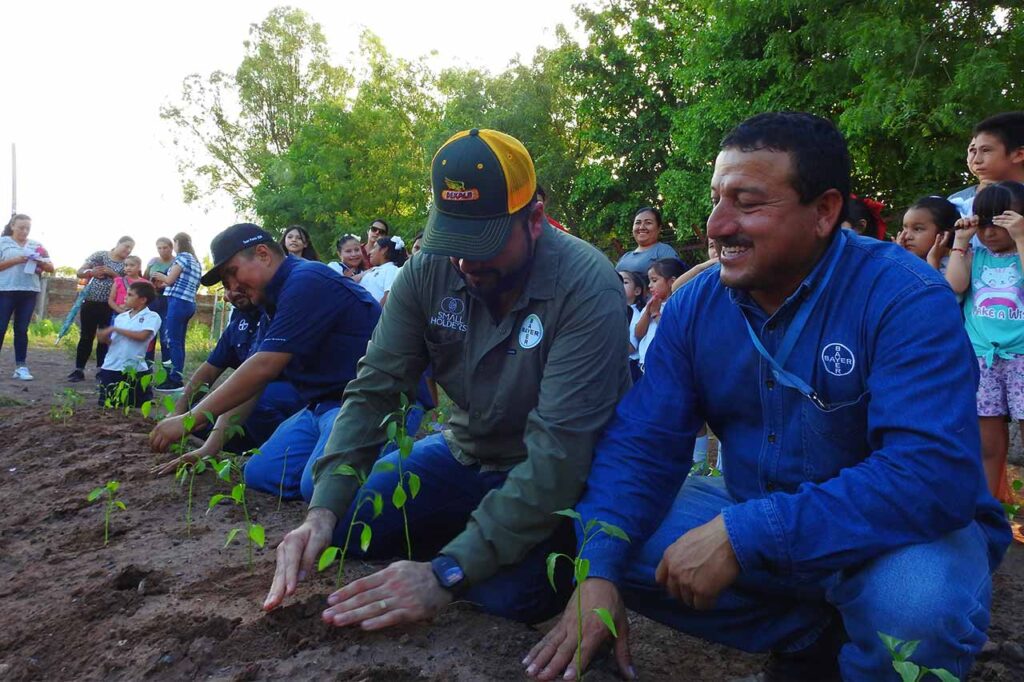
{"left": 50, "top": 388, "right": 84, "bottom": 425}
{"left": 174, "top": 457, "right": 209, "bottom": 537}
{"left": 208, "top": 481, "right": 265, "bottom": 572}
{"left": 546, "top": 509, "right": 630, "bottom": 680}
{"left": 318, "top": 464, "right": 384, "bottom": 587}
{"left": 877, "top": 632, "right": 959, "bottom": 682}
{"left": 87, "top": 480, "right": 127, "bottom": 546}
{"left": 380, "top": 393, "right": 419, "bottom": 559}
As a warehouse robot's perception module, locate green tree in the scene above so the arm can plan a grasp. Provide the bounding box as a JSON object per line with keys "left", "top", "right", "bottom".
{"left": 161, "top": 6, "right": 351, "bottom": 212}
{"left": 559, "top": 0, "right": 1023, "bottom": 245}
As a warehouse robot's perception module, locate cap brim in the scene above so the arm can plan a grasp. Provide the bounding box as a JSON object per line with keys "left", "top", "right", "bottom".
{"left": 420, "top": 207, "right": 513, "bottom": 260}
{"left": 200, "top": 265, "right": 224, "bottom": 287}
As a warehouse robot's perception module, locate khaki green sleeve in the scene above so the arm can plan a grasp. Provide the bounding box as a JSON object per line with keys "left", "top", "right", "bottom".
{"left": 441, "top": 287, "right": 630, "bottom": 585}
{"left": 309, "top": 263, "right": 430, "bottom": 517}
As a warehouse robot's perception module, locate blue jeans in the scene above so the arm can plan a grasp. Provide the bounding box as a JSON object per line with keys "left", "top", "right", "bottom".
{"left": 244, "top": 402, "right": 341, "bottom": 501}
{"left": 335, "top": 433, "right": 574, "bottom": 623}
{"left": 164, "top": 296, "right": 195, "bottom": 381}
{"left": 0, "top": 290, "right": 37, "bottom": 364}
{"left": 620, "top": 476, "right": 994, "bottom": 681}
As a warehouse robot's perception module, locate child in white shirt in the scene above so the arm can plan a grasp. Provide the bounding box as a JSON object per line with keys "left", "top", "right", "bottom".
{"left": 96, "top": 281, "right": 162, "bottom": 407}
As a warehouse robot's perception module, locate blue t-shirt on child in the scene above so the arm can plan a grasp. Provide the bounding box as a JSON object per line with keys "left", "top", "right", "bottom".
{"left": 964, "top": 243, "right": 1024, "bottom": 366}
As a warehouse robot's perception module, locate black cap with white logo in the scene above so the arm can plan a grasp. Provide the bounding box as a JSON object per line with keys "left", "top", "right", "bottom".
{"left": 200, "top": 223, "right": 275, "bottom": 286}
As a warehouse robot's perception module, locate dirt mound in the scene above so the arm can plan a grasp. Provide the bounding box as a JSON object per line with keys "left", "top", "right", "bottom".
{"left": 0, "top": 347, "right": 1022, "bottom": 680}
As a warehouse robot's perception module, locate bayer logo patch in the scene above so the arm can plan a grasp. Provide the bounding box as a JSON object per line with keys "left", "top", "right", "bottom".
{"left": 821, "top": 343, "right": 855, "bottom": 377}
{"left": 518, "top": 314, "right": 544, "bottom": 349}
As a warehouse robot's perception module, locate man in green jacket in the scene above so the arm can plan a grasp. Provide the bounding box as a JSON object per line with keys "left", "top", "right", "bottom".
{"left": 262, "top": 129, "right": 630, "bottom": 628}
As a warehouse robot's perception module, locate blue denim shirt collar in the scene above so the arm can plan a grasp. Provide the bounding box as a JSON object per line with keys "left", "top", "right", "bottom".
{"left": 262, "top": 255, "right": 301, "bottom": 311}
{"left": 727, "top": 229, "right": 844, "bottom": 323}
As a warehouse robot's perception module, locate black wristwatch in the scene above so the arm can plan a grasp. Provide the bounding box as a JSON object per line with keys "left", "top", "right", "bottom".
{"left": 431, "top": 555, "right": 467, "bottom": 596}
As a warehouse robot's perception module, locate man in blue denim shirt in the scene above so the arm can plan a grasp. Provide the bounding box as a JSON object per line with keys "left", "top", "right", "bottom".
{"left": 525, "top": 112, "right": 1011, "bottom": 681}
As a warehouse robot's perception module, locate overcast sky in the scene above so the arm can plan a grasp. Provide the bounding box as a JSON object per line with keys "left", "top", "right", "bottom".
{"left": 0, "top": 0, "right": 587, "bottom": 268}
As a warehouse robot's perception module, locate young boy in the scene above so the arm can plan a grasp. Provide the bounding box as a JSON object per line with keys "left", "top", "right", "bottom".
{"left": 949, "top": 111, "right": 1024, "bottom": 215}
{"left": 96, "top": 281, "right": 161, "bottom": 408}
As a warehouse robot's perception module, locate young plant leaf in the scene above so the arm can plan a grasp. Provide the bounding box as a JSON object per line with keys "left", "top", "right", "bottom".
{"left": 141, "top": 400, "right": 153, "bottom": 418}
{"left": 318, "top": 546, "right": 340, "bottom": 571}
{"left": 249, "top": 523, "right": 265, "bottom": 548}
{"left": 202, "top": 411, "right": 215, "bottom": 428}
{"left": 208, "top": 494, "right": 228, "bottom": 510}
{"left": 399, "top": 435, "right": 414, "bottom": 458}
{"left": 114, "top": 501, "right": 127, "bottom": 511}
{"left": 162, "top": 395, "right": 175, "bottom": 413}
{"left": 575, "top": 558, "right": 591, "bottom": 585}
{"left": 386, "top": 421, "right": 398, "bottom": 442}
{"left": 553, "top": 509, "right": 583, "bottom": 523}
{"left": 87, "top": 488, "right": 104, "bottom": 502}
{"left": 597, "top": 521, "right": 631, "bottom": 543}
{"left": 399, "top": 392, "right": 410, "bottom": 409}
{"left": 546, "top": 552, "right": 563, "bottom": 591}
{"left": 107, "top": 481, "right": 120, "bottom": 493}
{"left": 1014, "top": 479, "right": 1023, "bottom": 493}
{"left": 593, "top": 608, "right": 618, "bottom": 638}
{"left": 392, "top": 483, "right": 407, "bottom": 509}
{"left": 359, "top": 523, "right": 372, "bottom": 552}
{"left": 140, "top": 374, "right": 152, "bottom": 391}
{"left": 892, "top": 660, "right": 921, "bottom": 682}
{"left": 407, "top": 472, "right": 421, "bottom": 499}
{"left": 372, "top": 461, "right": 396, "bottom": 474}
{"left": 371, "top": 491, "right": 384, "bottom": 518}
{"left": 927, "top": 668, "right": 961, "bottom": 682}
{"left": 231, "top": 483, "right": 245, "bottom": 503}
{"left": 899, "top": 639, "right": 921, "bottom": 661}
{"left": 182, "top": 412, "right": 196, "bottom": 432}
{"left": 224, "top": 527, "right": 241, "bottom": 548}
{"left": 877, "top": 632, "right": 903, "bottom": 659}
{"left": 584, "top": 518, "right": 597, "bottom": 533}
{"left": 334, "top": 463, "right": 359, "bottom": 478}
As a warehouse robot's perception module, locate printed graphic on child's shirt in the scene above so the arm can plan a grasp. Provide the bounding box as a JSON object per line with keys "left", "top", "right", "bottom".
{"left": 974, "top": 264, "right": 1024, "bottom": 319}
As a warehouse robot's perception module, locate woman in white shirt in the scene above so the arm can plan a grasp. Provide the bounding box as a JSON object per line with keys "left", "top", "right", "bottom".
{"left": 0, "top": 214, "right": 54, "bottom": 380}
{"left": 359, "top": 235, "right": 407, "bottom": 305}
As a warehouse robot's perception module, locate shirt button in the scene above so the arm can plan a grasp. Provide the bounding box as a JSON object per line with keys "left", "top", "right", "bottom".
{"left": 472, "top": 411, "right": 481, "bottom": 419}
{"left": 766, "top": 321, "right": 776, "bottom": 331}
{"left": 766, "top": 482, "right": 777, "bottom": 492}
{"left": 767, "top": 433, "right": 776, "bottom": 443}
{"left": 766, "top": 379, "right": 775, "bottom": 389}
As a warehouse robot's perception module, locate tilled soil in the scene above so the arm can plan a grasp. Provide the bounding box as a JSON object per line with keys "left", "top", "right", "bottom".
{"left": 1, "top": 346, "right": 1022, "bottom": 681}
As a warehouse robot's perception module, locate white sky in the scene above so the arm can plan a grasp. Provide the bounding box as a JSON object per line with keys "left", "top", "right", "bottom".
{"left": 0, "top": 0, "right": 587, "bottom": 269}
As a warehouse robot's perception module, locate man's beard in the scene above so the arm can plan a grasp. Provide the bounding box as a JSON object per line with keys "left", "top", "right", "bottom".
{"left": 458, "top": 231, "right": 536, "bottom": 309}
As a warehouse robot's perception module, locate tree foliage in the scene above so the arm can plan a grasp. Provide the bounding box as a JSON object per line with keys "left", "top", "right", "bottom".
{"left": 165, "top": 3, "right": 1024, "bottom": 256}
{"left": 161, "top": 7, "right": 350, "bottom": 212}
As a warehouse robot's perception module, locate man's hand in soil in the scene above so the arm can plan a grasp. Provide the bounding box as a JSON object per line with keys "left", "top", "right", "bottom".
{"left": 263, "top": 508, "right": 337, "bottom": 611}
{"left": 321, "top": 561, "right": 452, "bottom": 631}
{"left": 655, "top": 514, "right": 739, "bottom": 610}
{"left": 523, "top": 578, "right": 634, "bottom": 681}
{"left": 149, "top": 413, "right": 204, "bottom": 452}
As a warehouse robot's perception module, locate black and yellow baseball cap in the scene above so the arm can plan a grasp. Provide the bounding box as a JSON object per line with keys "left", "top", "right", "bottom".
{"left": 421, "top": 129, "right": 537, "bottom": 260}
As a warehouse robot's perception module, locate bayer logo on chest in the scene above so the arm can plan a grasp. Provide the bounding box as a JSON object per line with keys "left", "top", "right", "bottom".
{"left": 518, "top": 313, "right": 544, "bottom": 349}
{"left": 821, "top": 342, "right": 855, "bottom": 377}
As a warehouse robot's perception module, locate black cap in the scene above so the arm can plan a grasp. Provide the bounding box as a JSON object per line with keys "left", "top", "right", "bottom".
{"left": 200, "top": 223, "right": 275, "bottom": 286}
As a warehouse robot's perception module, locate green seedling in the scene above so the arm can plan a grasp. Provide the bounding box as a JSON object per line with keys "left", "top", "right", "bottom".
{"left": 1001, "top": 479, "right": 1023, "bottom": 520}
{"left": 877, "top": 632, "right": 959, "bottom": 682}
{"left": 50, "top": 388, "right": 84, "bottom": 425}
{"left": 380, "top": 393, "right": 419, "bottom": 559}
{"left": 174, "top": 457, "right": 209, "bottom": 537}
{"left": 208, "top": 481, "right": 264, "bottom": 572}
{"left": 546, "top": 509, "right": 631, "bottom": 680}
{"left": 87, "top": 480, "right": 127, "bottom": 546}
{"left": 318, "top": 464, "right": 384, "bottom": 587}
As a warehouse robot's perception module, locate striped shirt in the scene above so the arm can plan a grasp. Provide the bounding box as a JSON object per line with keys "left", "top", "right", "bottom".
{"left": 165, "top": 252, "right": 201, "bottom": 302}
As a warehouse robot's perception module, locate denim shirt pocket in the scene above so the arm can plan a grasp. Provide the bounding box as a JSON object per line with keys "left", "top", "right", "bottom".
{"left": 800, "top": 391, "right": 870, "bottom": 482}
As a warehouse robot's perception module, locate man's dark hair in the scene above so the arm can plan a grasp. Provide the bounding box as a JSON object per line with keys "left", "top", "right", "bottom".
{"left": 721, "top": 112, "right": 851, "bottom": 225}
{"left": 974, "top": 112, "right": 1024, "bottom": 153}
{"left": 129, "top": 280, "right": 157, "bottom": 304}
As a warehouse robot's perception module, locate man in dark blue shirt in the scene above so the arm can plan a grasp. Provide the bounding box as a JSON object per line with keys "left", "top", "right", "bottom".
{"left": 151, "top": 289, "right": 305, "bottom": 475}
{"left": 525, "top": 113, "right": 1011, "bottom": 681}
{"left": 150, "top": 224, "right": 380, "bottom": 499}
